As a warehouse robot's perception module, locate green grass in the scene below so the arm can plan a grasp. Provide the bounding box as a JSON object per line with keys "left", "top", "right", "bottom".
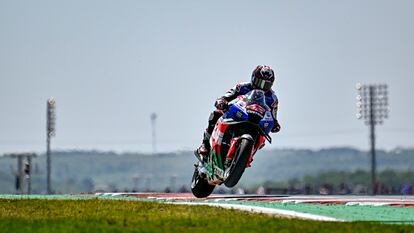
{"left": 1, "top": 199, "right": 414, "bottom": 233}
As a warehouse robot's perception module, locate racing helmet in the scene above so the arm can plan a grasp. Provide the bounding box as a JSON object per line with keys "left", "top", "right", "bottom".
{"left": 251, "top": 65, "right": 275, "bottom": 91}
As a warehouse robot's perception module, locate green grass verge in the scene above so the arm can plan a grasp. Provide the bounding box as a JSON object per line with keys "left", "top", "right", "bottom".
{"left": 1, "top": 199, "right": 414, "bottom": 233}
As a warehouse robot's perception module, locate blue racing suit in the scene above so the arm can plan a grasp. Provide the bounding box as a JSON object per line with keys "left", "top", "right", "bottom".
{"left": 205, "top": 82, "right": 280, "bottom": 138}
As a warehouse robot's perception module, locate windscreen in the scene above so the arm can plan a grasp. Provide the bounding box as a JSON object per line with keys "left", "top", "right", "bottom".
{"left": 245, "top": 90, "right": 267, "bottom": 108}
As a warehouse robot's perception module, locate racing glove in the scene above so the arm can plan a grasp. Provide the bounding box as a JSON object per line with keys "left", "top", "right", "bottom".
{"left": 271, "top": 120, "right": 281, "bottom": 133}
{"left": 215, "top": 99, "right": 229, "bottom": 111}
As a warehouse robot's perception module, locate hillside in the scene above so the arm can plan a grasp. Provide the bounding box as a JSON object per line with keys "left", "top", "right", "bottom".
{"left": 0, "top": 147, "right": 413, "bottom": 193}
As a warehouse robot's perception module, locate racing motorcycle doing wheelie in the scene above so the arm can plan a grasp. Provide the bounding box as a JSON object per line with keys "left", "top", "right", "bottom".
{"left": 191, "top": 89, "right": 274, "bottom": 198}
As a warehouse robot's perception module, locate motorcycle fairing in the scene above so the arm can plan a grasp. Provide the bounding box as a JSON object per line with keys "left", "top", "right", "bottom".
{"left": 225, "top": 92, "right": 274, "bottom": 134}
{"left": 204, "top": 90, "right": 274, "bottom": 185}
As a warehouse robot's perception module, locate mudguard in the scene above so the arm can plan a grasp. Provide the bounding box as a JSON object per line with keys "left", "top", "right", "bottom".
{"left": 240, "top": 134, "right": 254, "bottom": 141}
{"left": 226, "top": 134, "right": 255, "bottom": 165}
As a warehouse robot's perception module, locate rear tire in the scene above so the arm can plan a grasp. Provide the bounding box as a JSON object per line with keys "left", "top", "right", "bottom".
{"left": 191, "top": 167, "right": 215, "bottom": 198}
{"left": 224, "top": 138, "right": 254, "bottom": 188}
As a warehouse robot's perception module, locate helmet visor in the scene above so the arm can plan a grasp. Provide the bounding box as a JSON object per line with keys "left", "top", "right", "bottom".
{"left": 253, "top": 78, "right": 273, "bottom": 91}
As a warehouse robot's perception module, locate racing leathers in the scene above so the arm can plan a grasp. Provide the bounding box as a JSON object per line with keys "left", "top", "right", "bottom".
{"left": 197, "top": 82, "right": 280, "bottom": 155}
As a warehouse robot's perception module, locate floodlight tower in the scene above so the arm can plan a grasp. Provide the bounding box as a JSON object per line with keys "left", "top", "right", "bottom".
{"left": 46, "top": 98, "right": 56, "bottom": 194}
{"left": 150, "top": 113, "right": 157, "bottom": 154}
{"left": 5, "top": 153, "right": 36, "bottom": 194}
{"left": 356, "top": 83, "right": 389, "bottom": 195}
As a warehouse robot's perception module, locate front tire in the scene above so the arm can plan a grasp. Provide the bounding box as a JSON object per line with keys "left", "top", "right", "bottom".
{"left": 191, "top": 166, "right": 215, "bottom": 198}
{"left": 223, "top": 138, "right": 253, "bottom": 188}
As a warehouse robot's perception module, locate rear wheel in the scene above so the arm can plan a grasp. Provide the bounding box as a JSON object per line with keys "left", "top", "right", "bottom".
{"left": 191, "top": 166, "right": 215, "bottom": 198}
{"left": 224, "top": 138, "right": 254, "bottom": 188}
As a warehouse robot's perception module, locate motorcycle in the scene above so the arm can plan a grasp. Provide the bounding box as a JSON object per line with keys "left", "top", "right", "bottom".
{"left": 191, "top": 89, "right": 274, "bottom": 198}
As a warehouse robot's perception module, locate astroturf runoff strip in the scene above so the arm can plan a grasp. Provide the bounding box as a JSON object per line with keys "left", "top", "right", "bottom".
{"left": 200, "top": 200, "right": 414, "bottom": 223}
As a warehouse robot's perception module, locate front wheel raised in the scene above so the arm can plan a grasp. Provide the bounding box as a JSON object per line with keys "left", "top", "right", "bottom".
{"left": 191, "top": 167, "right": 215, "bottom": 198}
{"left": 224, "top": 138, "right": 254, "bottom": 188}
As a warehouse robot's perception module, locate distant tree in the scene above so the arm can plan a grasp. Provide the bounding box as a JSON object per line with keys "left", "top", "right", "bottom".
{"left": 81, "top": 178, "right": 95, "bottom": 192}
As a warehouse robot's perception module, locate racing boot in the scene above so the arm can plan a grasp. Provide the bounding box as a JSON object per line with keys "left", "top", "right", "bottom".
{"left": 195, "top": 131, "right": 211, "bottom": 162}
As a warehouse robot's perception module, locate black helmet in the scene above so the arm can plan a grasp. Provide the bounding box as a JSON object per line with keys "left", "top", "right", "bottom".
{"left": 251, "top": 65, "right": 275, "bottom": 91}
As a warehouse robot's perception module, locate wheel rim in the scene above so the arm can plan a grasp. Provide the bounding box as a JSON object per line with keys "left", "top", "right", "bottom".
{"left": 191, "top": 170, "right": 199, "bottom": 189}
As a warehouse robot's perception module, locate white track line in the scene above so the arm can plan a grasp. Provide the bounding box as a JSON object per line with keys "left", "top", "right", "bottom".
{"left": 172, "top": 202, "right": 343, "bottom": 222}
{"left": 345, "top": 202, "right": 390, "bottom": 206}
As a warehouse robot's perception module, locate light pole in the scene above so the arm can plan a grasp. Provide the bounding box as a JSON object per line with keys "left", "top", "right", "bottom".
{"left": 150, "top": 113, "right": 157, "bottom": 154}
{"left": 170, "top": 174, "right": 177, "bottom": 193}
{"left": 132, "top": 175, "right": 140, "bottom": 192}
{"left": 5, "top": 153, "right": 36, "bottom": 194}
{"left": 356, "top": 83, "right": 389, "bottom": 195}
{"left": 46, "top": 98, "right": 56, "bottom": 194}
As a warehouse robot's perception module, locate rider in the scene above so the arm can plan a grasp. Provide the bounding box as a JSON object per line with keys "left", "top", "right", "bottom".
{"left": 196, "top": 65, "right": 281, "bottom": 156}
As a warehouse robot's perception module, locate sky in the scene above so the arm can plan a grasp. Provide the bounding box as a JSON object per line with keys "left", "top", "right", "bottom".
{"left": 0, "top": 0, "right": 413, "bottom": 154}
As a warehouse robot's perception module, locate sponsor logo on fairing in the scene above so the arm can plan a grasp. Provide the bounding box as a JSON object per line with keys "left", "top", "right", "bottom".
{"left": 246, "top": 104, "right": 266, "bottom": 115}
{"left": 211, "top": 126, "right": 224, "bottom": 144}
{"left": 214, "top": 167, "right": 224, "bottom": 178}
{"left": 236, "top": 111, "right": 243, "bottom": 118}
